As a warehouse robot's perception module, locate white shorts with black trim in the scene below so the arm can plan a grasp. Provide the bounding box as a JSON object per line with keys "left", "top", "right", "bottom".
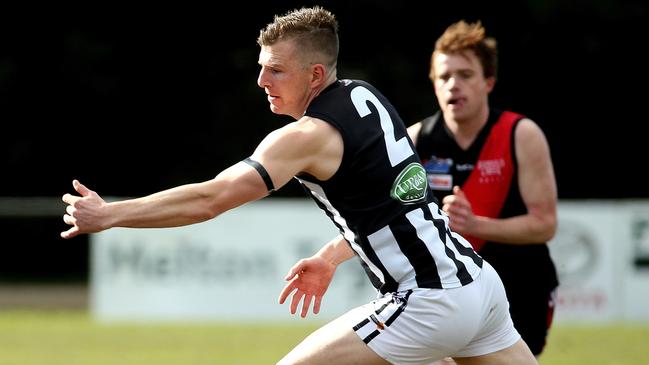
{"left": 351, "top": 261, "right": 520, "bottom": 364}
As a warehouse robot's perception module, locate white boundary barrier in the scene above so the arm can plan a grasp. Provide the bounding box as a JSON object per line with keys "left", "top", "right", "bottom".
{"left": 548, "top": 200, "right": 649, "bottom": 323}
{"left": 91, "top": 199, "right": 377, "bottom": 322}
{"left": 90, "top": 199, "right": 649, "bottom": 323}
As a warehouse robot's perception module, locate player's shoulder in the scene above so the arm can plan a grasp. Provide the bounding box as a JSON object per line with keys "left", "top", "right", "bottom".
{"left": 513, "top": 116, "right": 551, "bottom": 152}
{"left": 274, "top": 116, "right": 340, "bottom": 143}
{"left": 515, "top": 117, "right": 545, "bottom": 138}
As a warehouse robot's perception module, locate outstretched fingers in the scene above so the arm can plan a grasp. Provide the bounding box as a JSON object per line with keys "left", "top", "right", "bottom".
{"left": 73, "top": 179, "right": 92, "bottom": 197}
{"left": 61, "top": 205, "right": 79, "bottom": 239}
{"left": 61, "top": 179, "right": 98, "bottom": 239}
{"left": 299, "top": 294, "right": 313, "bottom": 318}
{"left": 290, "top": 290, "right": 306, "bottom": 316}
{"left": 278, "top": 280, "right": 296, "bottom": 305}
{"left": 60, "top": 225, "right": 79, "bottom": 239}
{"left": 278, "top": 270, "right": 316, "bottom": 317}
{"left": 280, "top": 281, "right": 313, "bottom": 316}
{"left": 278, "top": 258, "right": 326, "bottom": 317}
{"left": 62, "top": 179, "right": 93, "bottom": 204}
{"left": 312, "top": 295, "right": 322, "bottom": 315}
{"left": 279, "top": 262, "right": 302, "bottom": 305}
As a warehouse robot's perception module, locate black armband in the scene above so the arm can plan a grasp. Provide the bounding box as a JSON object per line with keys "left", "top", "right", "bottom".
{"left": 243, "top": 157, "right": 275, "bottom": 193}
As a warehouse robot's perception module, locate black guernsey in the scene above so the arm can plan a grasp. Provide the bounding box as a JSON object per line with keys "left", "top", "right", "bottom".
{"left": 297, "top": 79, "right": 483, "bottom": 294}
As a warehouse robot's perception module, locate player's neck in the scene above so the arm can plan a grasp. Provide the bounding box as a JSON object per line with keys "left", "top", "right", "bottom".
{"left": 445, "top": 107, "right": 490, "bottom": 150}
{"left": 299, "top": 73, "right": 338, "bottom": 119}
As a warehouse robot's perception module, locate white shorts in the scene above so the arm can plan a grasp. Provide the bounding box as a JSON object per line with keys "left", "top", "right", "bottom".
{"left": 351, "top": 261, "right": 520, "bottom": 364}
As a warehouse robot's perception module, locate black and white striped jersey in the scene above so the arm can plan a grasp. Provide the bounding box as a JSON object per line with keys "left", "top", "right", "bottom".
{"left": 298, "top": 79, "right": 483, "bottom": 294}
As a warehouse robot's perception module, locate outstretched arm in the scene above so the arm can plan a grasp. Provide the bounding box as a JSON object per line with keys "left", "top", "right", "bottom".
{"left": 279, "top": 235, "right": 355, "bottom": 318}
{"left": 61, "top": 116, "right": 344, "bottom": 239}
{"left": 61, "top": 161, "right": 270, "bottom": 239}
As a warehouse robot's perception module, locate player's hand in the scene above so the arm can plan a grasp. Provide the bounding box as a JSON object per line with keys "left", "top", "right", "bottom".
{"left": 278, "top": 256, "right": 336, "bottom": 318}
{"left": 61, "top": 179, "right": 108, "bottom": 239}
{"left": 442, "top": 186, "right": 476, "bottom": 235}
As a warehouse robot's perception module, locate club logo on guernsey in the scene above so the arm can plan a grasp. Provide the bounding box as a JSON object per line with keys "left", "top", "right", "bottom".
{"left": 390, "top": 162, "right": 428, "bottom": 204}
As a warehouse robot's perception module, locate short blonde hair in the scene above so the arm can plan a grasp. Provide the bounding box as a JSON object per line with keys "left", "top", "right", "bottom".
{"left": 257, "top": 6, "right": 339, "bottom": 69}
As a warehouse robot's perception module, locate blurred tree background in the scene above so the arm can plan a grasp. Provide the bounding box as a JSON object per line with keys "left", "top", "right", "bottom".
{"left": 0, "top": 0, "right": 646, "bottom": 283}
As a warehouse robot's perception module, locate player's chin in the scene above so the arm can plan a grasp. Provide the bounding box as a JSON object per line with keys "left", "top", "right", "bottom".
{"left": 269, "top": 103, "right": 283, "bottom": 114}
{"left": 446, "top": 107, "right": 468, "bottom": 120}
{"left": 270, "top": 105, "right": 292, "bottom": 117}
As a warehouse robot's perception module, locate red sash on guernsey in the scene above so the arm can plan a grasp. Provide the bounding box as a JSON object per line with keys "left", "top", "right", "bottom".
{"left": 461, "top": 111, "right": 522, "bottom": 251}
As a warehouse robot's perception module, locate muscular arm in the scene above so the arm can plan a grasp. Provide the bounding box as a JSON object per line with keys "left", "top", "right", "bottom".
{"left": 250, "top": 116, "right": 343, "bottom": 185}
{"left": 467, "top": 119, "right": 557, "bottom": 244}
{"left": 62, "top": 116, "right": 343, "bottom": 238}
{"left": 62, "top": 163, "right": 270, "bottom": 238}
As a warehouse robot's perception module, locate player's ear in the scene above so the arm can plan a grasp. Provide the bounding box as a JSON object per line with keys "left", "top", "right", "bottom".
{"left": 310, "top": 63, "right": 326, "bottom": 87}
{"left": 485, "top": 76, "right": 496, "bottom": 93}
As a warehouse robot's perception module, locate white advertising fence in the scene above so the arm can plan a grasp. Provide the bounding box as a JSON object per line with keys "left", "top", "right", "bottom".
{"left": 547, "top": 200, "right": 649, "bottom": 323}
{"left": 91, "top": 199, "right": 649, "bottom": 323}
{"left": 91, "top": 199, "right": 377, "bottom": 322}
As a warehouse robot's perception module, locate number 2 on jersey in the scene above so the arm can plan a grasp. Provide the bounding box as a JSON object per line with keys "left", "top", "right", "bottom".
{"left": 350, "top": 86, "right": 414, "bottom": 167}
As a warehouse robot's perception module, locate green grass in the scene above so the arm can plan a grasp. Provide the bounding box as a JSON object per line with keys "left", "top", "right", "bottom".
{"left": 0, "top": 310, "right": 321, "bottom": 365}
{"left": 0, "top": 310, "right": 647, "bottom": 365}
{"left": 540, "top": 323, "right": 649, "bottom": 365}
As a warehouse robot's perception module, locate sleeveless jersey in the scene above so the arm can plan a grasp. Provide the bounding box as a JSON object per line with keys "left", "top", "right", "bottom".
{"left": 415, "top": 109, "right": 558, "bottom": 291}
{"left": 298, "top": 79, "right": 483, "bottom": 294}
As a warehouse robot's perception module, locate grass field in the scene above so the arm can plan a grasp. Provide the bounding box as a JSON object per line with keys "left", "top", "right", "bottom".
{"left": 0, "top": 310, "right": 647, "bottom": 365}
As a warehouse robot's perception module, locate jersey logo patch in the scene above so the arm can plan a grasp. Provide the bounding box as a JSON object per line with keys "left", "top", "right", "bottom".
{"left": 476, "top": 158, "right": 506, "bottom": 184}
{"left": 391, "top": 163, "right": 428, "bottom": 204}
{"left": 423, "top": 156, "right": 453, "bottom": 173}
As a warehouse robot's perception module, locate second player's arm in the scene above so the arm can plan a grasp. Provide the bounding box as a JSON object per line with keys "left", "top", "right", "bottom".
{"left": 467, "top": 119, "right": 557, "bottom": 244}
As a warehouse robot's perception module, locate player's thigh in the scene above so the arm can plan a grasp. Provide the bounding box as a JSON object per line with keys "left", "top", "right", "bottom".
{"left": 453, "top": 339, "right": 538, "bottom": 365}
{"left": 277, "top": 307, "right": 390, "bottom": 365}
